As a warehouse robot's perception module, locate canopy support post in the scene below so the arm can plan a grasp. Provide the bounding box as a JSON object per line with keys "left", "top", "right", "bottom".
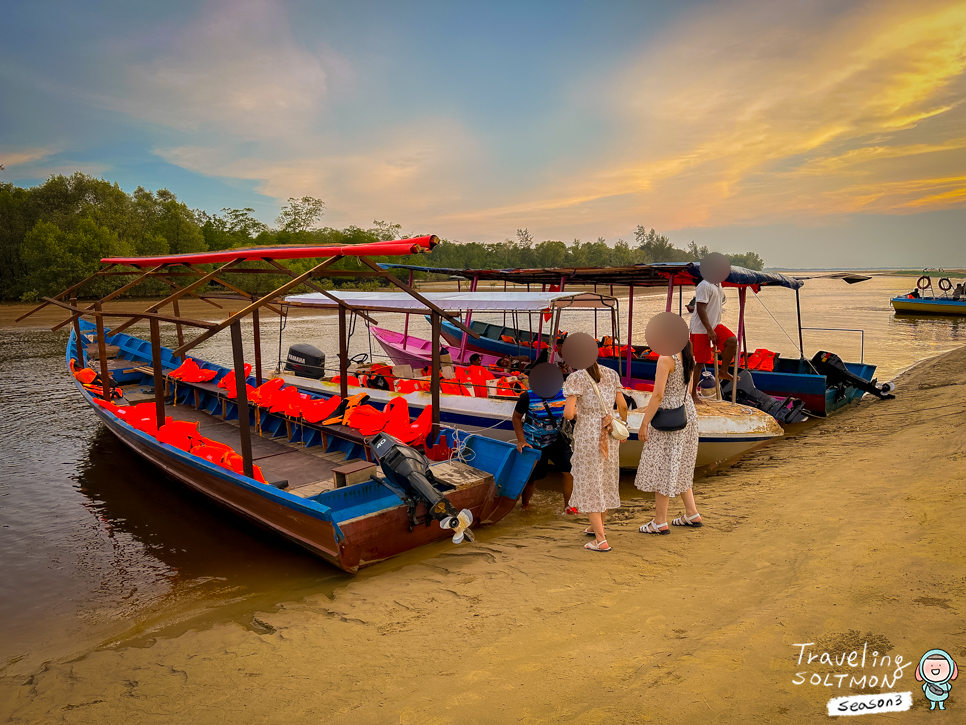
{"left": 94, "top": 301, "right": 111, "bottom": 400}
{"left": 70, "top": 293, "right": 84, "bottom": 366}
{"left": 430, "top": 311, "right": 441, "bottom": 443}
{"left": 795, "top": 288, "right": 805, "bottom": 359}
{"left": 458, "top": 275, "right": 478, "bottom": 360}
{"left": 252, "top": 305, "right": 263, "bottom": 386}
{"left": 665, "top": 277, "right": 674, "bottom": 313}
{"left": 338, "top": 305, "right": 349, "bottom": 399}
{"left": 625, "top": 284, "right": 635, "bottom": 387}
{"left": 172, "top": 298, "right": 186, "bottom": 361}
{"left": 230, "top": 321, "right": 254, "bottom": 478}
{"left": 149, "top": 318, "right": 165, "bottom": 430}
{"left": 549, "top": 306, "right": 563, "bottom": 363}
{"left": 733, "top": 288, "right": 747, "bottom": 406}
{"left": 402, "top": 270, "right": 414, "bottom": 350}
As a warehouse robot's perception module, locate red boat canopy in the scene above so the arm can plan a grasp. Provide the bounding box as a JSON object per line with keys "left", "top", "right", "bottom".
{"left": 101, "top": 235, "right": 438, "bottom": 268}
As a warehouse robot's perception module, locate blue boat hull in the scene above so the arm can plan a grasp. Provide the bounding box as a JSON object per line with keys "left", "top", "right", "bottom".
{"left": 69, "top": 321, "right": 538, "bottom": 571}
{"left": 440, "top": 318, "right": 876, "bottom": 416}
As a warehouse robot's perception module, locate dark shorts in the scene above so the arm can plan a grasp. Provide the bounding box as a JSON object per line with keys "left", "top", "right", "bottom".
{"left": 530, "top": 435, "right": 573, "bottom": 481}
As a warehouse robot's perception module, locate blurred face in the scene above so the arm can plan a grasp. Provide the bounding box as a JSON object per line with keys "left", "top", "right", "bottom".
{"left": 924, "top": 657, "right": 951, "bottom": 682}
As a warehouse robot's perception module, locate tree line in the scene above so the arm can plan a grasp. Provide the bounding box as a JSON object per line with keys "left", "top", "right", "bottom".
{"left": 0, "top": 172, "right": 764, "bottom": 301}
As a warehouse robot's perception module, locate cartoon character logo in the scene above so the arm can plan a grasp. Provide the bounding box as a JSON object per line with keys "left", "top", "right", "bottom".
{"left": 916, "top": 649, "right": 958, "bottom": 711}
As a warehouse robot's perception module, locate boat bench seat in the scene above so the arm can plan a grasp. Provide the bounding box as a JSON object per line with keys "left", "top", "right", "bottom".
{"left": 140, "top": 370, "right": 378, "bottom": 459}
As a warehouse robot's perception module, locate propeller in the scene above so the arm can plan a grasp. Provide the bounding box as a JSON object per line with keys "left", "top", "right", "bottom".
{"left": 440, "top": 509, "right": 475, "bottom": 544}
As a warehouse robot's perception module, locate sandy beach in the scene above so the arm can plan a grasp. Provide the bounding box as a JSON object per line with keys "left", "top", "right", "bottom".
{"left": 2, "top": 342, "right": 963, "bottom": 723}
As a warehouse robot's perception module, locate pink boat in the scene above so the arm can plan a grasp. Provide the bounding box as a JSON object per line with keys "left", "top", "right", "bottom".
{"left": 370, "top": 325, "right": 507, "bottom": 372}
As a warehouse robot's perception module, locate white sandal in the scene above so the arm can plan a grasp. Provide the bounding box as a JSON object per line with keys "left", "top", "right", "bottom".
{"left": 671, "top": 512, "right": 703, "bottom": 528}
{"left": 639, "top": 519, "right": 669, "bottom": 535}
{"left": 584, "top": 539, "right": 611, "bottom": 552}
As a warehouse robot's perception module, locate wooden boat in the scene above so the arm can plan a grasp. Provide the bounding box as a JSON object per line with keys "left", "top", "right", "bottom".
{"left": 891, "top": 274, "right": 966, "bottom": 316}
{"left": 285, "top": 289, "right": 782, "bottom": 468}
{"left": 891, "top": 297, "right": 966, "bottom": 315}
{"left": 438, "top": 317, "right": 877, "bottom": 416}
{"left": 26, "top": 238, "right": 541, "bottom": 573}
{"left": 281, "top": 374, "right": 784, "bottom": 469}
{"left": 402, "top": 263, "right": 888, "bottom": 418}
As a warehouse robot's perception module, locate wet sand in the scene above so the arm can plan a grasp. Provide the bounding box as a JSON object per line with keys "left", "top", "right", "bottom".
{"left": 2, "top": 345, "right": 963, "bottom": 723}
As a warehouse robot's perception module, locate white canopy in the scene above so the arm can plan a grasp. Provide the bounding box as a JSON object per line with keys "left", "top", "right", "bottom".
{"left": 284, "top": 290, "right": 616, "bottom": 312}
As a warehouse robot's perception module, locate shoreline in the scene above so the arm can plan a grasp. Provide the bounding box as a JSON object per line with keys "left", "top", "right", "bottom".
{"left": 3, "top": 344, "right": 964, "bottom": 723}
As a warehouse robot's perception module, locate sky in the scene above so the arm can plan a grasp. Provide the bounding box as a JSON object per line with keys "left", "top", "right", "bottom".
{"left": 2, "top": 0, "right": 965, "bottom": 268}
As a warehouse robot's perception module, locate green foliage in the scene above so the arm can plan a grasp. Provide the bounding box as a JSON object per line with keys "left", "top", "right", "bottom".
{"left": 21, "top": 217, "right": 122, "bottom": 297}
{"left": 0, "top": 173, "right": 767, "bottom": 300}
{"left": 276, "top": 196, "right": 325, "bottom": 233}
{"left": 726, "top": 252, "right": 765, "bottom": 271}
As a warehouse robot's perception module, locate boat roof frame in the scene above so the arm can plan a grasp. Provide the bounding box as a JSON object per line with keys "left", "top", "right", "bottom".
{"left": 21, "top": 235, "right": 473, "bottom": 478}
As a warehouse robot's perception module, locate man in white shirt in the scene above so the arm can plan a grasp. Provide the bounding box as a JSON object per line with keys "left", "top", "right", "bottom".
{"left": 689, "top": 279, "right": 738, "bottom": 382}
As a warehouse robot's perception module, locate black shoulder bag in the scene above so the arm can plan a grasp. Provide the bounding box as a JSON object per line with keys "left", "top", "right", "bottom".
{"left": 542, "top": 400, "right": 574, "bottom": 445}
{"left": 649, "top": 361, "right": 688, "bottom": 431}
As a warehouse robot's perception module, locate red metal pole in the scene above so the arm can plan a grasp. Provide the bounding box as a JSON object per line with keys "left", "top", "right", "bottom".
{"left": 458, "top": 276, "right": 478, "bottom": 361}
{"left": 624, "top": 285, "right": 635, "bottom": 386}
{"left": 665, "top": 276, "right": 674, "bottom": 312}
{"left": 733, "top": 287, "right": 747, "bottom": 406}
{"left": 402, "top": 270, "right": 414, "bottom": 349}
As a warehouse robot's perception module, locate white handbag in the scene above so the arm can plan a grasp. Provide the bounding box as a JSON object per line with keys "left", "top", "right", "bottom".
{"left": 589, "top": 377, "right": 629, "bottom": 442}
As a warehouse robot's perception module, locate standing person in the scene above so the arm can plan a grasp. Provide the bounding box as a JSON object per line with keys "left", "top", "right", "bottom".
{"left": 563, "top": 362, "right": 628, "bottom": 551}
{"left": 635, "top": 341, "right": 701, "bottom": 534}
{"left": 513, "top": 388, "right": 574, "bottom": 512}
{"left": 689, "top": 278, "right": 737, "bottom": 383}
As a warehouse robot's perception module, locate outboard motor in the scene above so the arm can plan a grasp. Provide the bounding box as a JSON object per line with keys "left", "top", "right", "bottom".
{"left": 720, "top": 369, "right": 808, "bottom": 424}
{"left": 370, "top": 433, "right": 475, "bottom": 544}
{"left": 284, "top": 343, "right": 325, "bottom": 379}
{"left": 810, "top": 351, "right": 895, "bottom": 400}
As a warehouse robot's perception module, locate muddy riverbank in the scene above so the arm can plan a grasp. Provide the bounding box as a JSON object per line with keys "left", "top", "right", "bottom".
{"left": 3, "top": 344, "right": 963, "bottom": 723}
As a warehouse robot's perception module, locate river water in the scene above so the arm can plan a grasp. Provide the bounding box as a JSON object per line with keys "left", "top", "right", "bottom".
{"left": 1, "top": 273, "right": 963, "bottom": 679}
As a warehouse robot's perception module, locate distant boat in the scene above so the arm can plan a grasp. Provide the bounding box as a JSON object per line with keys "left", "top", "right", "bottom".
{"left": 891, "top": 273, "right": 966, "bottom": 316}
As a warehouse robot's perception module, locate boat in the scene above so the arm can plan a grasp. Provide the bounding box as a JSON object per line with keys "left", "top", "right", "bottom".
{"left": 891, "top": 272, "right": 966, "bottom": 316}
{"left": 437, "top": 316, "right": 879, "bottom": 416}
{"left": 369, "top": 324, "right": 504, "bottom": 370}
{"left": 384, "top": 262, "right": 891, "bottom": 417}
{"left": 284, "top": 290, "right": 784, "bottom": 468}
{"left": 22, "top": 238, "right": 542, "bottom": 573}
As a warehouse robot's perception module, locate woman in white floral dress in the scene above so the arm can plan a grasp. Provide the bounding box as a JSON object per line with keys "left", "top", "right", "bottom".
{"left": 563, "top": 363, "right": 628, "bottom": 552}
{"left": 635, "top": 341, "right": 701, "bottom": 535}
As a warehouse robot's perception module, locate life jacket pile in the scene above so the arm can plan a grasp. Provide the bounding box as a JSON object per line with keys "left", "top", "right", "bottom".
{"left": 168, "top": 358, "right": 219, "bottom": 383}
{"left": 740, "top": 348, "right": 779, "bottom": 372}
{"left": 495, "top": 377, "right": 528, "bottom": 398}
{"left": 70, "top": 358, "right": 123, "bottom": 399}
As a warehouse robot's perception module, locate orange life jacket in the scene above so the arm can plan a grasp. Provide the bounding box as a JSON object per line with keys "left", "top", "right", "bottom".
{"left": 500, "top": 335, "right": 517, "bottom": 344}
{"left": 301, "top": 395, "right": 342, "bottom": 424}
{"left": 217, "top": 365, "right": 252, "bottom": 391}
{"left": 323, "top": 392, "right": 370, "bottom": 426}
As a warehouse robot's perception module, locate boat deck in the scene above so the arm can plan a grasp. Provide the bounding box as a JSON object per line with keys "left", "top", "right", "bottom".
{"left": 120, "top": 391, "right": 355, "bottom": 497}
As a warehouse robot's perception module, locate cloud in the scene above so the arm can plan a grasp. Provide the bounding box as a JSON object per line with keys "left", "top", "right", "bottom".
{"left": 157, "top": 117, "right": 484, "bottom": 228}
{"left": 112, "top": 0, "right": 336, "bottom": 139}
{"left": 438, "top": 0, "right": 966, "bottom": 237}
{"left": 0, "top": 147, "right": 57, "bottom": 167}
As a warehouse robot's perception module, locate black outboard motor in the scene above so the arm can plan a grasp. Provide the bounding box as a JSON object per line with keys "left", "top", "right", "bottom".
{"left": 720, "top": 369, "right": 809, "bottom": 424}
{"left": 284, "top": 343, "right": 325, "bottom": 379}
{"left": 370, "top": 433, "right": 475, "bottom": 543}
{"left": 810, "top": 351, "right": 895, "bottom": 400}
